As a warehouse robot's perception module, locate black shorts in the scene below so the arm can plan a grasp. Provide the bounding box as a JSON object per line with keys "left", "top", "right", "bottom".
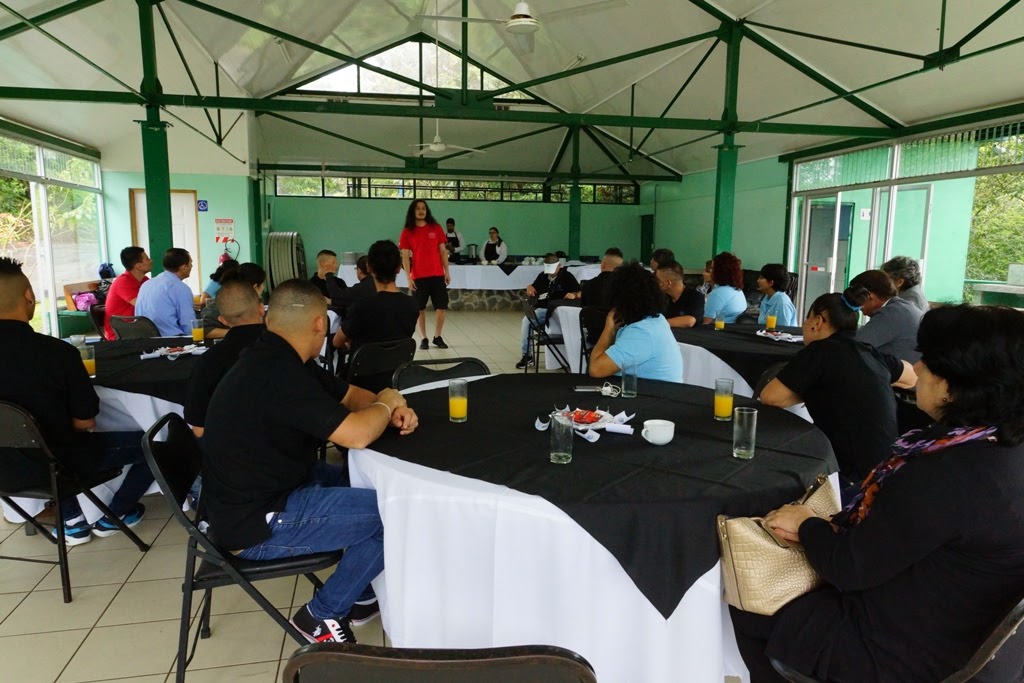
{"left": 413, "top": 276, "right": 448, "bottom": 311}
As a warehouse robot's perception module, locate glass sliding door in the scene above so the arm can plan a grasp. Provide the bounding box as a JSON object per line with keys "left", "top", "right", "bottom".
{"left": 796, "top": 193, "right": 842, "bottom": 314}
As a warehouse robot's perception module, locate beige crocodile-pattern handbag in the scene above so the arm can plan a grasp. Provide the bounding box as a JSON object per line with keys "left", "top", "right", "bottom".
{"left": 717, "top": 475, "right": 840, "bottom": 616}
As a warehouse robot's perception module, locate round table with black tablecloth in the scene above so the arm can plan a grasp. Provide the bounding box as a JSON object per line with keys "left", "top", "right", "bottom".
{"left": 672, "top": 324, "right": 804, "bottom": 391}
{"left": 349, "top": 373, "right": 837, "bottom": 683}
{"left": 92, "top": 337, "right": 199, "bottom": 406}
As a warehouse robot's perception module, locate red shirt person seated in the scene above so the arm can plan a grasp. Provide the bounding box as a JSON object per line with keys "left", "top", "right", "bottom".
{"left": 103, "top": 246, "right": 152, "bottom": 340}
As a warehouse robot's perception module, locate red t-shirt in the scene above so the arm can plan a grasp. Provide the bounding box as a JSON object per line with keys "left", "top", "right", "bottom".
{"left": 398, "top": 223, "right": 447, "bottom": 280}
{"left": 104, "top": 271, "right": 148, "bottom": 340}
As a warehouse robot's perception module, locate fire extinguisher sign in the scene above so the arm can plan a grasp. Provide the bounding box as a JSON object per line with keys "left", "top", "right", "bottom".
{"left": 214, "top": 218, "right": 235, "bottom": 243}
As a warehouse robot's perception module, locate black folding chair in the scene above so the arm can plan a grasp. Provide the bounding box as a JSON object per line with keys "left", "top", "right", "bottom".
{"left": 735, "top": 312, "right": 759, "bottom": 325}
{"left": 281, "top": 642, "right": 598, "bottom": 683}
{"left": 141, "top": 413, "right": 343, "bottom": 683}
{"left": 347, "top": 338, "right": 417, "bottom": 393}
{"left": 88, "top": 303, "right": 106, "bottom": 337}
{"left": 520, "top": 297, "right": 570, "bottom": 374}
{"left": 578, "top": 306, "right": 609, "bottom": 374}
{"left": 771, "top": 592, "right": 1024, "bottom": 683}
{"left": 0, "top": 402, "right": 149, "bottom": 603}
{"left": 109, "top": 315, "right": 160, "bottom": 340}
{"left": 392, "top": 357, "right": 491, "bottom": 391}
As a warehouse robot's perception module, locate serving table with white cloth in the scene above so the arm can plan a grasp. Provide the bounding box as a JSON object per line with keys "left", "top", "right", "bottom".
{"left": 350, "top": 373, "right": 836, "bottom": 683}
{"left": 337, "top": 263, "right": 600, "bottom": 290}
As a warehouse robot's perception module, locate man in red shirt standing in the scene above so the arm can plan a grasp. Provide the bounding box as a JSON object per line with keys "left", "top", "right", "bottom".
{"left": 398, "top": 199, "right": 451, "bottom": 350}
{"left": 103, "top": 246, "right": 152, "bottom": 340}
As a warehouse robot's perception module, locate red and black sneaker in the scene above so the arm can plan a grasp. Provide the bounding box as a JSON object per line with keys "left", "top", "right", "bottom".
{"left": 290, "top": 605, "right": 356, "bottom": 644}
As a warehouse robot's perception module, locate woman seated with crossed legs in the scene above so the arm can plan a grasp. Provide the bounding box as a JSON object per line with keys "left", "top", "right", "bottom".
{"left": 734, "top": 304, "right": 1024, "bottom": 682}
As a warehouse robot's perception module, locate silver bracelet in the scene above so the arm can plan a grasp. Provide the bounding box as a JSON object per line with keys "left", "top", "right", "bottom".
{"left": 371, "top": 401, "right": 393, "bottom": 421}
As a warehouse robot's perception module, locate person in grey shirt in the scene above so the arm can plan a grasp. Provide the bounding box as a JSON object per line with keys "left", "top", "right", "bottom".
{"left": 881, "top": 255, "right": 929, "bottom": 312}
{"left": 849, "top": 269, "right": 924, "bottom": 363}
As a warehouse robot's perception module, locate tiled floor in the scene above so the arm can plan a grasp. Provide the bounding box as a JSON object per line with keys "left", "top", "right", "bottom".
{"left": 0, "top": 310, "right": 561, "bottom": 683}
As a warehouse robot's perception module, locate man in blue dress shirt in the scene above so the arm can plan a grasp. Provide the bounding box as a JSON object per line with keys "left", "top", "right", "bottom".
{"left": 135, "top": 248, "right": 195, "bottom": 337}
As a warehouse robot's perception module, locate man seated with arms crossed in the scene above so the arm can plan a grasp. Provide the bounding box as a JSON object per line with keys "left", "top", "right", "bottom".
{"left": 655, "top": 260, "right": 704, "bottom": 328}
{"left": 0, "top": 257, "right": 153, "bottom": 544}
{"left": 103, "top": 246, "right": 152, "bottom": 340}
{"left": 578, "top": 247, "right": 623, "bottom": 309}
{"left": 515, "top": 253, "right": 580, "bottom": 369}
{"left": 202, "top": 279, "right": 419, "bottom": 643}
{"left": 310, "top": 249, "right": 345, "bottom": 301}
{"left": 184, "top": 279, "right": 264, "bottom": 438}
{"left": 135, "top": 247, "right": 195, "bottom": 337}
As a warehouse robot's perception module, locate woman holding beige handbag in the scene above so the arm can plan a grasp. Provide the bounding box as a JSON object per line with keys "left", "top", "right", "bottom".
{"left": 732, "top": 305, "right": 1024, "bottom": 683}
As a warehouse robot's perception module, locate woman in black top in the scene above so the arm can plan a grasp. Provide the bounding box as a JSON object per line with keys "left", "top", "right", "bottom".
{"left": 481, "top": 227, "right": 508, "bottom": 264}
{"left": 761, "top": 287, "right": 916, "bottom": 490}
{"left": 734, "top": 304, "right": 1024, "bottom": 683}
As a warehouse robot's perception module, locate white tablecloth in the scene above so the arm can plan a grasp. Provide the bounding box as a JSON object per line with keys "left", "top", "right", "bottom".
{"left": 349, "top": 448, "right": 748, "bottom": 683}
{"left": 2, "top": 388, "right": 177, "bottom": 524}
{"left": 337, "top": 264, "right": 600, "bottom": 290}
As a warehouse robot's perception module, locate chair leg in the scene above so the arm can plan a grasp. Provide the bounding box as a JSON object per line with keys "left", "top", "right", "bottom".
{"left": 53, "top": 510, "right": 72, "bottom": 604}
{"left": 199, "top": 588, "right": 213, "bottom": 639}
{"left": 81, "top": 489, "right": 150, "bottom": 552}
{"left": 1, "top": 497, "right": 55, "bottom": 544}
{"left": 177, "top": 573, "right": 196, "bottom": 682}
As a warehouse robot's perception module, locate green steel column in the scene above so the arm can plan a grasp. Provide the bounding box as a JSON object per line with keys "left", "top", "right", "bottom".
{"left": 569, "top": 126, "right": 582, "bottom": 260}
{"left": 249, "top": 175, "right": 263, "bottom": 266}
{"left": 136, "top": 0, "right": 173, "bottom": 274}
{"left": 461, "top": 0, "right": 469, "bottom": 106}
{"left": 713, "top": 22, "right": 742, "bottom": 255}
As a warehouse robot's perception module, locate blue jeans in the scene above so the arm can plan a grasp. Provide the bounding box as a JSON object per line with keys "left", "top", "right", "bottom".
{"left": 238, "top": 462, "right": 383, "bottom": 621}
{"left": 60, "top": 431, "right": 154, "bottom": 521}
{"left": 520, "top": 308, "right": 549, "bottom": 355}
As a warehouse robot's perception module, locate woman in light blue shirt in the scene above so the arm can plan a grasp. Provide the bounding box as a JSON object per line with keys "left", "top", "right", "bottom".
{"left": 588, "top": 263, "right": 683, "bottom": 383}
{"left": 702, "top": 252, "right": 748, "bottom": 324}
{"left": 757, "top": 263, "right": 798, "bottom": 327}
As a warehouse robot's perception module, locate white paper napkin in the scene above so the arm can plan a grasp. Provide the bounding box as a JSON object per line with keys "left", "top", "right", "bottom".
{"left": 605, "top": 423, "right": 634, "bottom": 435}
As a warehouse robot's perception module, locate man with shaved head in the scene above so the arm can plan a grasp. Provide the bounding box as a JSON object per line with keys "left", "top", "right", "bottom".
{"left": 202, "top": 278, "right": 419, "bottom": 643}
{"left": 184, "top": 278, "right": 265, "bottom": 437}
{"left": 0, "top": 257, "right": 153, "bottom": 544}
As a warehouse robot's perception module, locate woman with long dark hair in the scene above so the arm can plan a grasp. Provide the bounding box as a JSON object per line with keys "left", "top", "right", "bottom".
{"left": 481, "top": 226, "right": 508, "bottom": 264}
{"left": 702, "top": 252, "right": 747, "bottom": 324}
{"left": 588, "top": 262, "right": 682, "bottom": 382}
{"left": 398, "top": 198, "right": 451, "bottom": 349}
{"left": 761, "top": 286, "right": 916, "bottom": 489}
{"left": 736, "top": 305, "right": 1024, "bottom": 683}
{"left": 200, "top": 259, "right": 238, "bottom": 304}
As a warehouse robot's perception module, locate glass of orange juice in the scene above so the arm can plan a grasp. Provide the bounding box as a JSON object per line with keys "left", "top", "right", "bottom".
{"left": 191, "top": 319, "right": 205, "bottom": 345}
{"left": 449, "top": 379, "right": 468, "bottom": 423}
{"left": 714, "top": 378, "right": 733, "bottom": 421}
{"left": 80, "top": 345, "right": 96, "bottom": 379}
{"left": 714, "top": 313, "right": 725, "bottom": 331}
{"left": 766, "top": 314, "right": 778, "bottom": 331}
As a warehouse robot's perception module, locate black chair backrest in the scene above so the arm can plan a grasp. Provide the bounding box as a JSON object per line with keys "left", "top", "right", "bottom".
{"left": 392, "top": 358, "right": 490, "bottom": 391}
{"left": 753, "top": 360, "right": 789, "bottom": 399}
{"left": 579, "top": 306, "right": 609, "bottom": 348}
{"left": 141, "top": 413, "right": 205, "bottom": 543}
{"left": 520, "top": 296, "right": 543, "bottom": 330}
{"left": 735, "top": 312, "right": 759, "bottom": 325}
{"left": 109, "top": 315, "right": 160, "bottom": 340}
{"left": 88, "top": 303, "right": 106, "bottom": 336}
{"left": 347, "top": 338, "right": 417, "bottom": 387}
{"left": 281, "top": 642, "right": 598, "bottom": 683}
{"left": 0, "top": 402, "right": 56, "bottom": 494}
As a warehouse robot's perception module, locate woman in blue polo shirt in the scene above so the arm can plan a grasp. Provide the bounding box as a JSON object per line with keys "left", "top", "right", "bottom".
{"left": 587, "top": 262, "right": 682, "bottom": 383}
{"left": 756, "top": 263, "right": 798, "bottom": 327}
{"left": 702, "top": 252, "right": 748, "bottom": 324}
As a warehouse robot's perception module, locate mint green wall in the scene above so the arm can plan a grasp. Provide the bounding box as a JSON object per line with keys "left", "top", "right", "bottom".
{"left": 102, "top": 172, "right": 253, "bottom": 283}
{"left": 269, "top": 197, "right": 640, "bottom": 273}
{"left": 639, "top": 158, "right": 790, "bottom": 268}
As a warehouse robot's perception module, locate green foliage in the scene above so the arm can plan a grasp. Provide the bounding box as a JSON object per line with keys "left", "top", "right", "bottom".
{"left": 965, "top": 140, "right": 1024, "bottom": 300}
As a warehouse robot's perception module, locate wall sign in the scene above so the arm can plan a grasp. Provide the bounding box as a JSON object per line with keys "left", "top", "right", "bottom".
{"left": 197, "top": 200, "right": 208, "bottom": 212}
{"left": 214, "top": 218, "right": 235, "bottom": 242}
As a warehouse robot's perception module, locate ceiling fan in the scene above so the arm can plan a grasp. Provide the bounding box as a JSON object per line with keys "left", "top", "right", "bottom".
{"left": 419, "top": 0, "right": 629, "bottom": 55}
{"left": 412, "top": 119, "right": 487, "bottom": 156}
{"left": 412, "top": 4, "right": 487, "bottom": 157}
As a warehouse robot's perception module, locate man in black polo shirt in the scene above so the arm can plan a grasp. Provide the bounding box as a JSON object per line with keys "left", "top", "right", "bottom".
{"left": 655, "top": 260, "right": 704, "bottom": 328}
{"left": 579, "top": 247, "right": 623, "bottom": 309}
{"left": 203, "top": 278, "right": 419, "bottom": 643}
{"left": 184, "top": 279, "right": 264, "bottom": 437}
{"left": 515, "top": 253, "right": 580, "bottom": 369}
{"left": 0, "top": 257, "right": 153, "bottom": 545}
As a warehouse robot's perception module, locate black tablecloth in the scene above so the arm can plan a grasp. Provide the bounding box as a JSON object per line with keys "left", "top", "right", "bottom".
{"left": 673, "top": 324, "right": 804, "bottom": 389}
{"left": 91, "top": 337, "right": 197, "bottom": 405}
{"left": 374, "top": 374, "right": 836, "bottom": 618}
{"left": 498, "top": 263, "right": 519, "bottom": 276}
